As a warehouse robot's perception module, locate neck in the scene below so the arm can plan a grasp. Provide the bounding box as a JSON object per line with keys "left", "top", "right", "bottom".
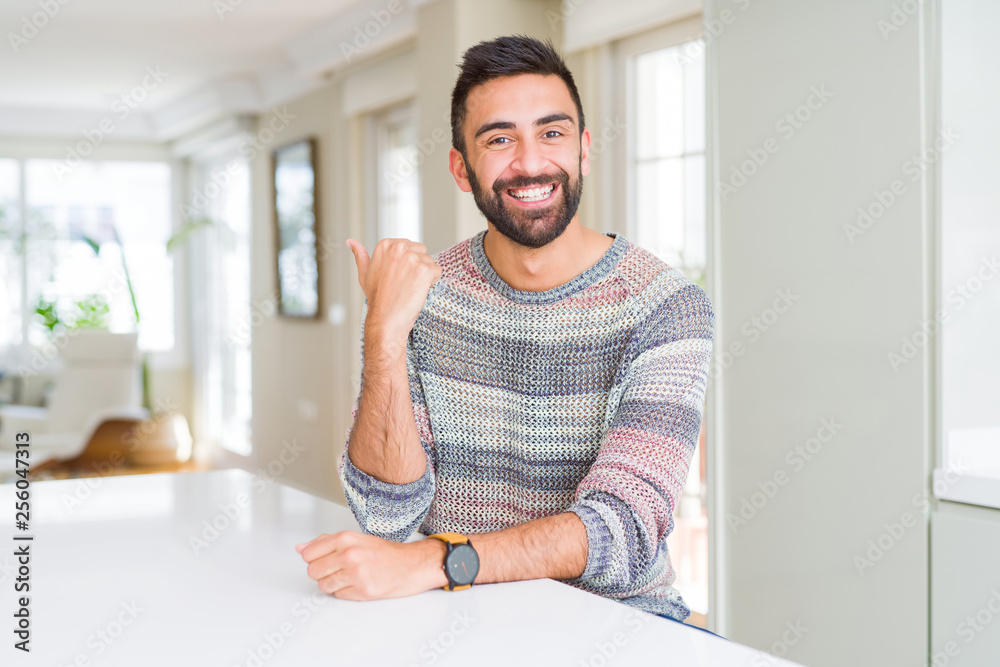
{"left": 481, "top": 218, "right": 615, "bottom": 292}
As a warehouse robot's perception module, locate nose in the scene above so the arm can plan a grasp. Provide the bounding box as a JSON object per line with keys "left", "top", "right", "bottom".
{"left": 509, "top": 133, "right": 547, "bottom": 179}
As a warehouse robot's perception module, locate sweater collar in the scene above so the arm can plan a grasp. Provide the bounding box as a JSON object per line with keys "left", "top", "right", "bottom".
{"left": 469, "top": 229, "right": 628, "bottom": 305}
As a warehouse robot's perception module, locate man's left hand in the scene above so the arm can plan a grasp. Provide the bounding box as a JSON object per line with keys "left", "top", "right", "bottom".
{"left": 296, "top": 531, "right": 447, "bottom": 601}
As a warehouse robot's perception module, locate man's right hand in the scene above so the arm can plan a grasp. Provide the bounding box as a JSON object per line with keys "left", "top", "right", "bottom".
{"left": 346, "top": 238, "right": 443, "bottom": 345}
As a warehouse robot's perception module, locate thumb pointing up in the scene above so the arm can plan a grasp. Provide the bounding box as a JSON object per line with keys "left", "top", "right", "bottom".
{"left": 346, "top": 238, "right": 370, "bottom": 289}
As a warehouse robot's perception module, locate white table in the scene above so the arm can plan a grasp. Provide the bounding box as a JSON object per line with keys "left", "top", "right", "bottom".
{"left": 0, "top": 469, "right": 801, "bottom": 666}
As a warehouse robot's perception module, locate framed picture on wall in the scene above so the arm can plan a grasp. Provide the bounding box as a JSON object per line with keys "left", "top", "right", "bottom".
{"left": 272, "top": 137, "right": 320, "bottom": 319}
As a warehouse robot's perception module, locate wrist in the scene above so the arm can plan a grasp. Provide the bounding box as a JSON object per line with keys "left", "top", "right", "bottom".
{"left": 413, "top": 537, "right": 449, "bottom": 591}
{"left": 364, "top": 324, "right": 409, "bottom": 361}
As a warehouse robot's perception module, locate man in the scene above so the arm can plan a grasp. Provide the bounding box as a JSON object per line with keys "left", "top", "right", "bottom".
{"left": 296, "top": 34, "right": 714, "bottom": 624}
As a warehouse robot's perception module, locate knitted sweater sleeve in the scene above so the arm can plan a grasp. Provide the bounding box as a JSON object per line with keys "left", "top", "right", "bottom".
{"left": 565, "top": 280, "right": 715, "bottom": 605}
{"left": 337, "top": 299, "right": 436, "bottom": 542}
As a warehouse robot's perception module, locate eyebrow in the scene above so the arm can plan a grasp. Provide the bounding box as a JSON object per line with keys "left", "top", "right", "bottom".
{"left": 537, "top": 112, "right": 575, "bottom": 127}
{"left": 474, "top": 112, "right": 575, "bottom": 140}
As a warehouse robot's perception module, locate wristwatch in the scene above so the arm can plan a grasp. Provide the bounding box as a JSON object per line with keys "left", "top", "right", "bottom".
{"left": 428, "top": 532, "right": 479, "bottom": 591}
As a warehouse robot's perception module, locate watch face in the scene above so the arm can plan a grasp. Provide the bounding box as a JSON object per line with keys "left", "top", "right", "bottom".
{"left": 446, "top": 543, "right": 479, "bottom": 586}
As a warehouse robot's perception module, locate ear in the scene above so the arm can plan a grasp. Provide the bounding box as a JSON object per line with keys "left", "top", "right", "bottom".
{"left": 580, "top": 127, "right": 592, "bottom": 179}
{"left": 449, "top": 147, "right": 473, "bottom": 193}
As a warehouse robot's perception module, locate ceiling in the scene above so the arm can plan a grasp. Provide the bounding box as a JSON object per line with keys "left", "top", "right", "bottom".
{"left": 0, "top": 0, "right": 419, "bottom": 143}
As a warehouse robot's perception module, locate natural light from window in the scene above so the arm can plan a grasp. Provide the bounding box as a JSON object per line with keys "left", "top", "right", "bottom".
{"left": 0, "top": 160, "right": 174, "bottom": 354}
{"left": 0, "top": 158, "right": 21, "bottom": 352}
{"left": 632, "top": 42, "right": 706, "bottom": 283}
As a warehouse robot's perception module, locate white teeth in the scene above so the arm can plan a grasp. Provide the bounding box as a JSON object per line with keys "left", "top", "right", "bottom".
{"left": 510, "top": 184, "right": 554, "bottom": 201}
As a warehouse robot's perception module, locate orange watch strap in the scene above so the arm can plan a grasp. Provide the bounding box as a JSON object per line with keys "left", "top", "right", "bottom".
{"left": 428, "top": 532, "right": 469, "bottom": 545}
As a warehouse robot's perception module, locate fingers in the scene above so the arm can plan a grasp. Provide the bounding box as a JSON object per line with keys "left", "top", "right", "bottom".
{"left": 301, "top": 537, "right": 351, "bottom": 591}
{"left": 328, "top": 585, "right": 366, "bottom": 601}
{"left": 306, "top": 552, "right": 345, "bottom": 583}
{"left": 296, "top": 531, "right": 393, "bottom": 601}
{"left": 315, "top": 567, "right": 351, "bottom": 595}
{"left": 300, "top": 538, "right": 364, "bottom": 598}
{"left": 297, "top": 532, "right": 341, "bottom": 562}
{"left": 347, "top": 237, "right": 441, "bottom": 347}
{"left": 346, "top": 238, "right": 370, "bottom": 287}
{"left": 375, "top": 238, "right": 428, "bottom": 259}
{"left": 424, "top": 256, "right": 443, "bottom": 276}
{"left": 349, "top": 238, "right": 435, "bottom": 288}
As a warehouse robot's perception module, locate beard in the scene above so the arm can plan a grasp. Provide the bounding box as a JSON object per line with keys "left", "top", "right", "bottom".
{"left": 466, "top": 157, "right": 583, "bottom": 249}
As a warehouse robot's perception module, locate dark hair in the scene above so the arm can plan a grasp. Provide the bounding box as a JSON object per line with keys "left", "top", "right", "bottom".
{"left": 451, "top": 34, "right": 586, "bottom": 159}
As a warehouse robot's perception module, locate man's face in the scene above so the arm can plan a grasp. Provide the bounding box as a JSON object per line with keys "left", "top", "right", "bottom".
{"left": 451, "top": 73, "right": 591, "bottom": 249}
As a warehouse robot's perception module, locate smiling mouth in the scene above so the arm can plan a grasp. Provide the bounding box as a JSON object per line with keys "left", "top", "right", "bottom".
{"left": 505, "top": 182, "right": 558, "bottom": 204}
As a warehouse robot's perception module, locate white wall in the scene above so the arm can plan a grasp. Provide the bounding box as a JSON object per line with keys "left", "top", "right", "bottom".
{"left": 707, "top": 1, "right": 932, "bottom": 663}
{"left": 248, "top": 81, "right": 350, "bottom": 502}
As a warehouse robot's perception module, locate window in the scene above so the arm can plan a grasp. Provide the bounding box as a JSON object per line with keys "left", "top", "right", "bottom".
{"left": 0, "top": 159, "right": 174, "bottom": 357}
{"left": 938, "top": 0, "right": 1000, "bottom": 487}
{"left": 187, "top": 156, "right": 252, "bottom": 457}
{"left": 627, "top": 38, "right": 706, "bottom": 282}
{"left": 0, "top": 159, "right": 22, "bottom": 352}
{"left": 617, "top": 18, "right": 709, "bottom": 616}
{"left": 367, "top": 100, "right": 421, "bottom": 245}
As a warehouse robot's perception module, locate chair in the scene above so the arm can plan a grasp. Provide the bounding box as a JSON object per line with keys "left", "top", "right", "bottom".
{"left": 29, "top": 416, "right": 198, "bottom": 481}
{"left": 0, "top": 331, "right": 149, "bottom": 476}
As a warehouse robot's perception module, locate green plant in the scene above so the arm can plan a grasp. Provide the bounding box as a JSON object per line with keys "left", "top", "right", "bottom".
{"left": 34, "top": 295, "right": 61, "bottom": 333}
{"left": 166, "top": 217, "right": 219, "bottom": 252}
{"left": 33, "top": 293, "right": 111, "bottom": 336}
{"left": 67, "top": 294, "right": 111, "bottom": 330}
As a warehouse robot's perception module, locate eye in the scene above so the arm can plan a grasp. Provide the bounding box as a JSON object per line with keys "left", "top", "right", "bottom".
{"left": 488, "top": 136, "right": 511, "bottom": 145}
{"left": 543, "top": 130, "right": 563, "bottom": 138}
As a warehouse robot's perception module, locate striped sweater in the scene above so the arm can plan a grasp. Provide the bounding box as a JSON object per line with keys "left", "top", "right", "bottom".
{"left": 338, "top": 229, "right": 715, "bottom": 621}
